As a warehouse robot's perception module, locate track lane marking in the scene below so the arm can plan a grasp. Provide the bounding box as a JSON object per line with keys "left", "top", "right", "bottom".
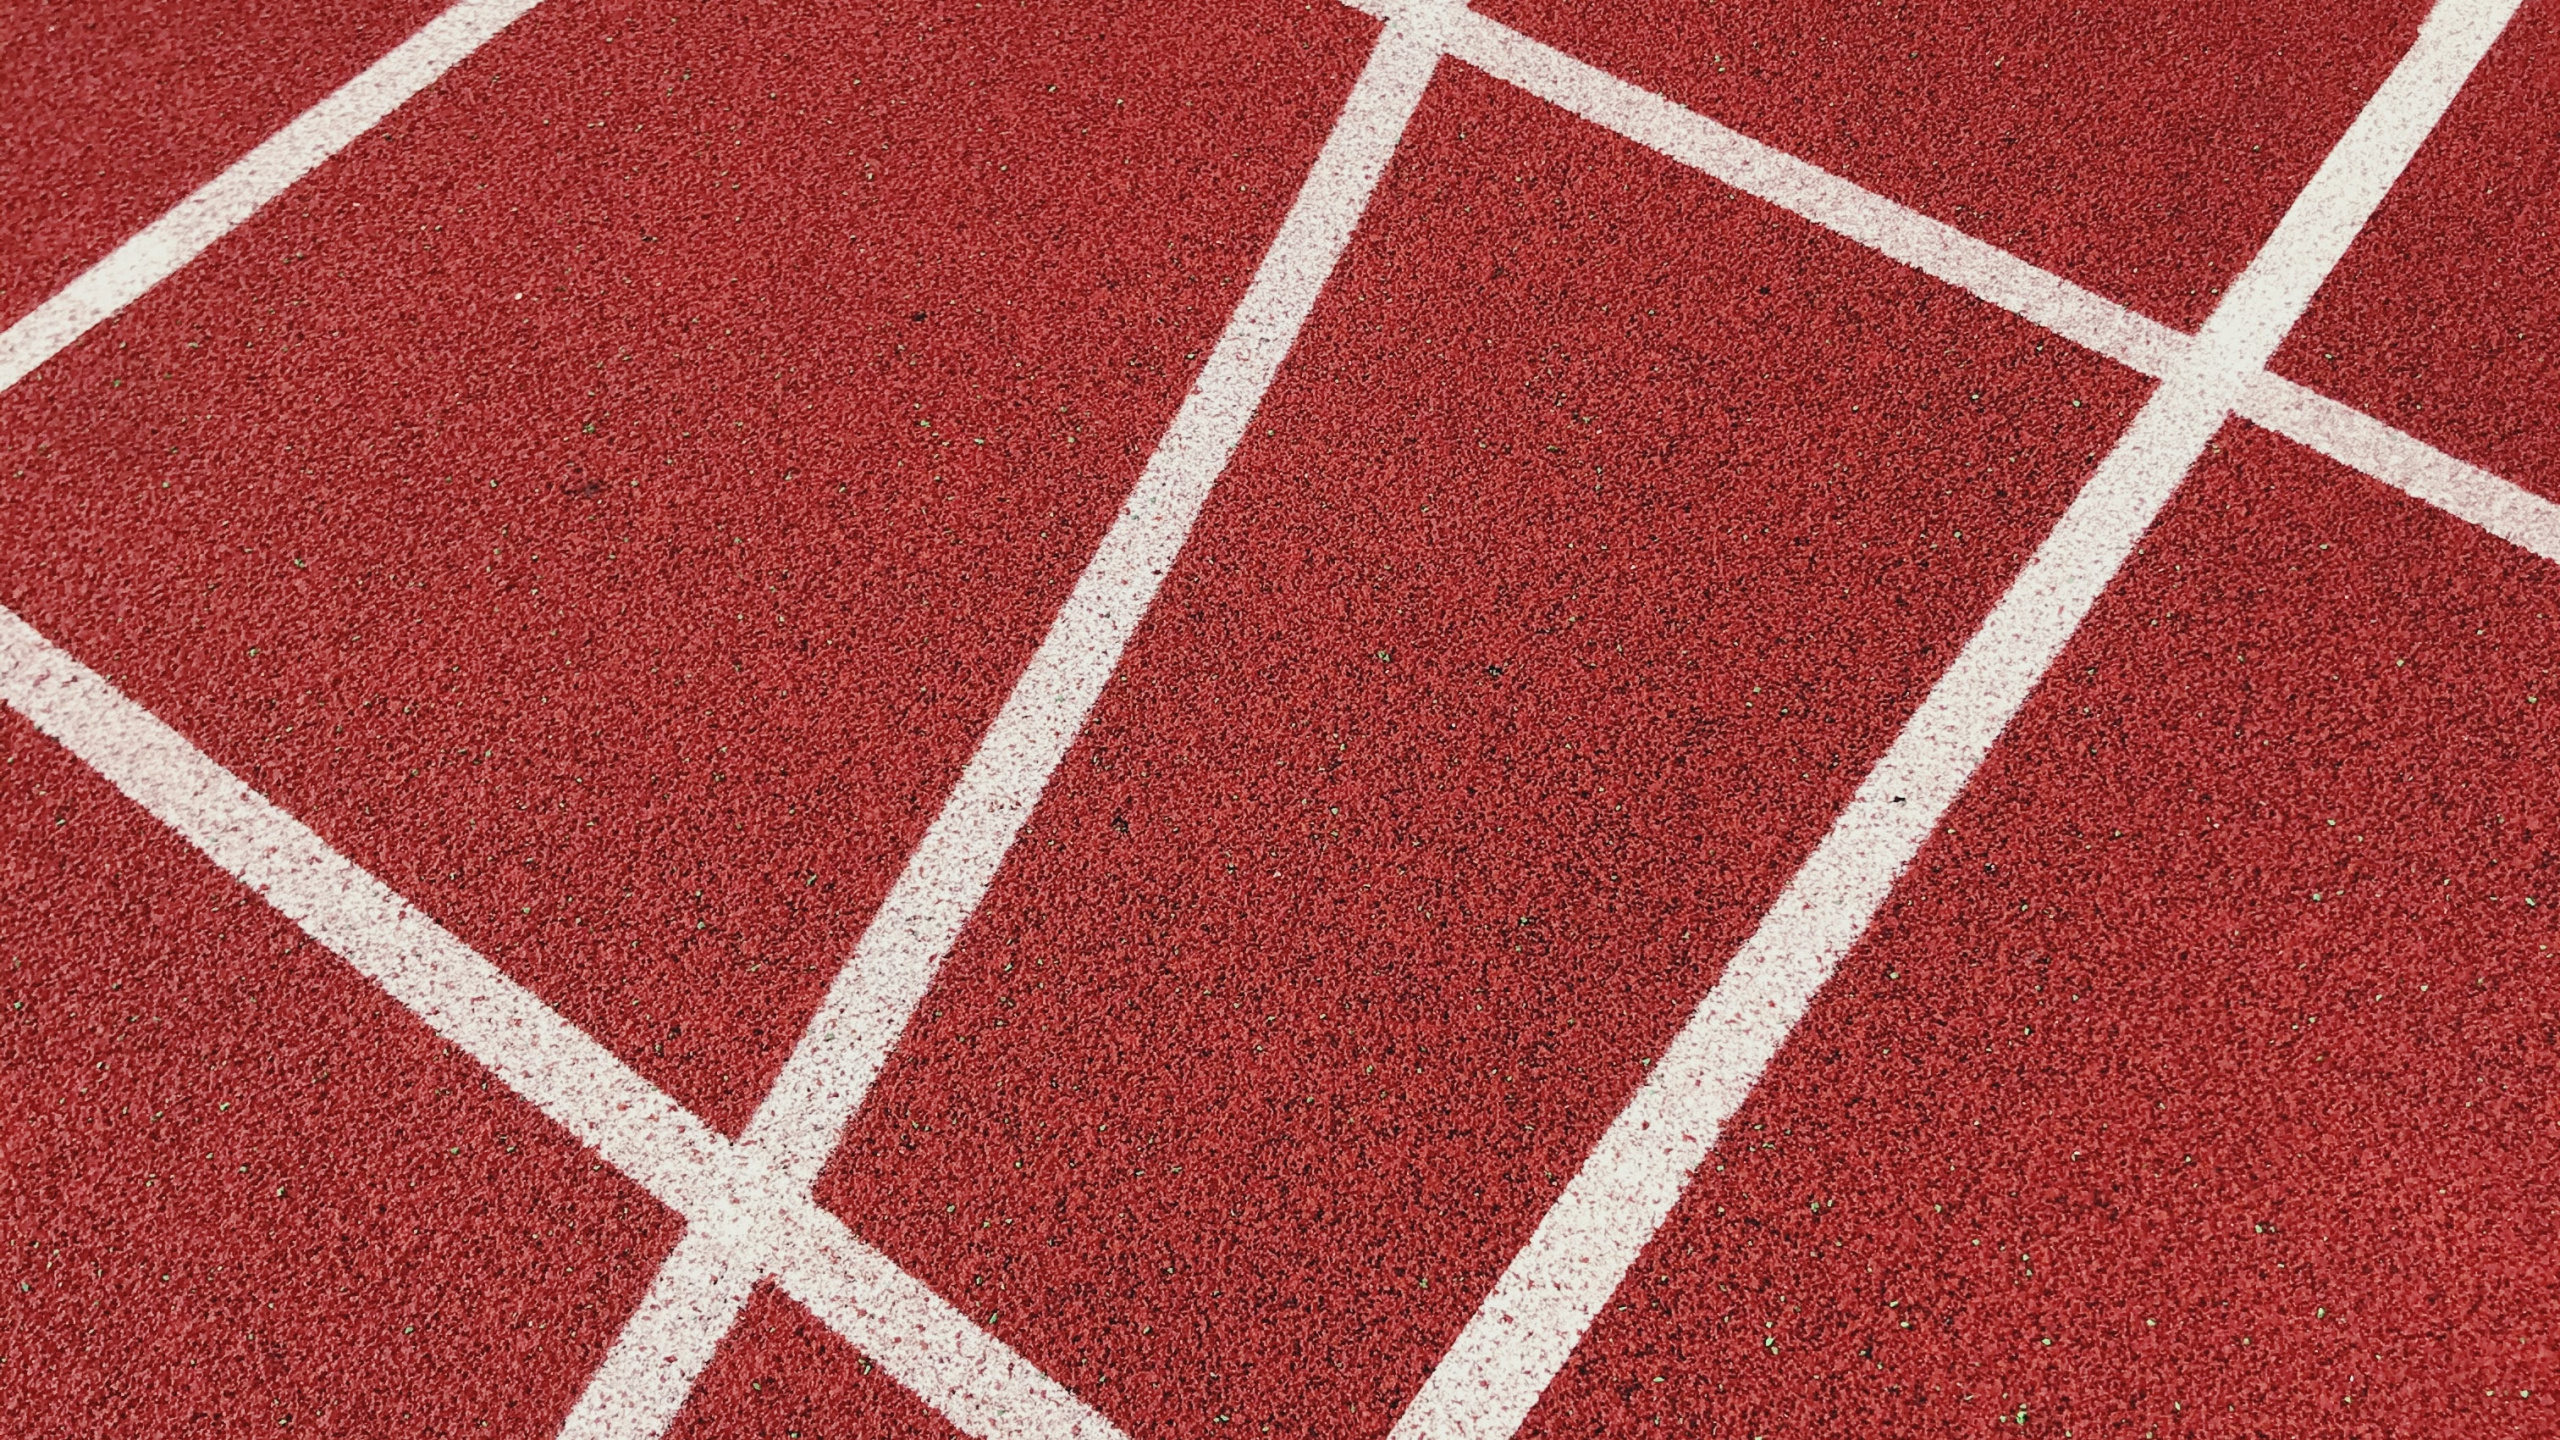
{"left": 0, "top": 604, "right": 1119, "bottom": 1437}
{"left": 0, "top": 0, "right": 1441, "bottom": 1431}
{"left": 2238, "top": 371, "right": 2560, "bottom": 564}
{"left": 0, "top": 0, "right": 549, "bottom": 394}
{"left": 1339, "top": 0, "right": 2556, "bottom": 570}
{"left": 559, "top": 1233, "right": 763, "bottom": 1440}
{"left": 742, "top": 8, "right": 1448, "bottom": 1192}
{"left": 1405, "top": 0, "right": 2191, "bottom": 378}
{"left": 562, "top": 14, "right": 1448, "bottom": 1436}
{"left": 1, "top": 0, "right": 2548, "bottom": 1431}
{"left": 1388, "top": 2, "right": 2526, "bottom": 1435}
{"left": 3, "top": 0, "right": 2532, "bottom": 574}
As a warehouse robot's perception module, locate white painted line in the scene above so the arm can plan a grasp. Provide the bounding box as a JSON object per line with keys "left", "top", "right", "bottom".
{"left": 562, "top": 15, "right": 1448, "bottom": 1436}
{"left": 1389, "top": 3, "right": 2523, "bottom": 1436}
{"left": 0, "top": 604, "right": 1122, "bottom": 1440}
{"left": 772, "top": 1199, "right": 1115, "bottom": 1439}
{"left": 1338, "top": 0, "right": 2188, "bottom": 378}
{"left": 1339, "top": 0, "right": 2559, "bottom": 575}
{"left": 0, "top": 605, "right": 744, "bottom": 1216}
{"left": 742, "top": 9, "right": 1446, "bottom": 1187}
{"left": 557, "top": 1233, "right": 759, "bottom": 1440}
{"left": 2238, "top": 371, "right": 2560, "bottom": 565}
{"left": 766, "top": 1200, "right": 1122, "bottom": 1440}
{"left": 2, "top": 0, "right": 2545, "bottom": 1434}
{"left": 0, "top": 0, "right": 549, "bottom": 396}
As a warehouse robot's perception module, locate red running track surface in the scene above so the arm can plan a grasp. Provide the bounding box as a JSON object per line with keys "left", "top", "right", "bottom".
{"left": 3, "top": 0, "right": 2553, "bottom": 1434}
{"left": 0, "top": 0, "right": 451, "bottom": 330}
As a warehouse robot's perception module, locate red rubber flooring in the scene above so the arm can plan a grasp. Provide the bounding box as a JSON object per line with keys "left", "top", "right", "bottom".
{"left": 1525, "top": 430, "right": 2560, "bottom": 1436}
{"left": 3, "top": 704, "right": 678, "bottom": 1431}
{"left": 0, "top": 0, "right": 449, "bottom": 330}
{"left": 4, "top": 0, "right": 2553, "bottom": 1435}
{"left": 816, "top": 64, "right": 2143, "bottom": 1437}
{"left": 2277, "top": 0, "right": 2560, "bottom": 499}
{"left": 1473, "top": 0, "right": 2437, "bottom": 333}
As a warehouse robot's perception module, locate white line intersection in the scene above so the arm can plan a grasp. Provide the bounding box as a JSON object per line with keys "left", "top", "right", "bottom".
{"left": 562, "top": 14, "right": 1448, "bottom": 1433}
{"left": 1387, "top": 3, "right": 2527, "bottom": 1430}
{"left": 0, "top": 0, "right": 2542, "bottom": 1437}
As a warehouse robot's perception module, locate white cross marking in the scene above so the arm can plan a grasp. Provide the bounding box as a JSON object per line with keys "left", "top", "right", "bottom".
{"left": 0, "top": 0, "right": 2541, "bottom": 1438}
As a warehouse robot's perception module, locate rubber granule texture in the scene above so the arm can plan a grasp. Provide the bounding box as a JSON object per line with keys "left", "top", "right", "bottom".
{"left": 3, "top": 0, "right": 2555, "bottom": 1435}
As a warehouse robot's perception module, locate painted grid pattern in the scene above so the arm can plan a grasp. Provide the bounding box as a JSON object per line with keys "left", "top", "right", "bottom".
{"left": 0, "top": 0, "right": 2540, "bottom": 1436}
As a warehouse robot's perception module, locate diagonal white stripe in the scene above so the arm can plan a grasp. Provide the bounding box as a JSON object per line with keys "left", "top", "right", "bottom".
{"left": 561, "top": 13, "right": 1451, "bottom": 1436}
{"left": 0, "top": 0, "right": 550, "bottom": 394}
{"left": 0, "top": 0, "right": 2548, "bottom": 1435}
{"left": 2238, "top": 371, "right": 2560, "bottom": 563}
{"left": 0, "top": 605, "right": 1120, "bottom": 1438}
{"left": 1340, "top": 0, "right": 2557, "bottom": 568}
{"left": 556, "top": 1233, "right": 761, "bottom": 1440}
{"left": 742, "top": 11, "right": 1449, "bottom": 1190}
{"left": 1399, "top": 0, "right": 2189, "bottom": 378}
{"left": 1388, "top": 1, "right": 2526, "bottom": 1435}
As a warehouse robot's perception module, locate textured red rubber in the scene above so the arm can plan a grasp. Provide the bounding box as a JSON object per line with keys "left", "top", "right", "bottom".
{"left": 1472, "top": 0, "right": 2435, "bottom": 333}
{"left": 0, "top": 0, "right": 449, "bottom": 331}
{"left": 2277, "top": 1, "right": 2560, "bottom": 499}
{"left": 3, "top": 0, "right": 2553, "bottom": 1433}
{"left": 1, "top": 707, "right": 678, "bottom": 1431}
{"left": 0, "top": 0, "right": 1376, "bottom": 1141}
{"left": 814, "top": 61, "right": 2144, "bottom": 1438}
{"left": 1521, "top": 427, "right": 2560, "bottom": 1435}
